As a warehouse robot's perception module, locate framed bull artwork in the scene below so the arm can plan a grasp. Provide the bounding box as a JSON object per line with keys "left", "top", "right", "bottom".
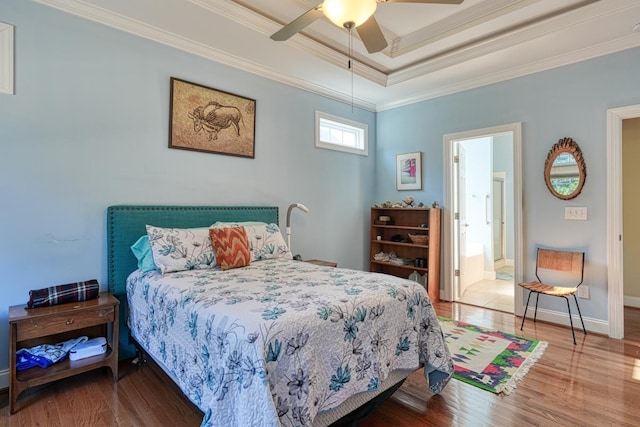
{"left": 169, "top": 77, "right": 256, "bottom": 158}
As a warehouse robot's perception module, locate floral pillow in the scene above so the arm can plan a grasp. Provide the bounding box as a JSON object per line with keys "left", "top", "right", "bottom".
{"left": 145, "top": 225, "right": 216, "bottom": 274}
{"left": 209, "top": 227, "right": 251, "bottom": 271}
{"left": 212, "top": 222, "right": 292, "bottom": 261}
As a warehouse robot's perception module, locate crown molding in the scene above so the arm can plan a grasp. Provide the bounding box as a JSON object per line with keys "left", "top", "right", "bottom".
{"left": 390, "top": 0, "right": 536, "bottom": 58}
{"left": 387, "top": 0, "right": 629, "bottom": 86}
{"left": 378, "top": 33, "right": 640, "bottom": 111}
{"left": 34, "top": 0, "right": 378, "bottom": 110}
{"left": 32, "top": 0, "right": 640, "bottom": 112}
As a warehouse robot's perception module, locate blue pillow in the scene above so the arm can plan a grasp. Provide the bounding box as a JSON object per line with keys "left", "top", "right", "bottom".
{"left": 131, "top": 235, "right": 157, "bottom": 273}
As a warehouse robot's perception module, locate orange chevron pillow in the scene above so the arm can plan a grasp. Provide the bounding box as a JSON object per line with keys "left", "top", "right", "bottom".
{"left": 209, "top": 226, "right": 251, "bottom": 271}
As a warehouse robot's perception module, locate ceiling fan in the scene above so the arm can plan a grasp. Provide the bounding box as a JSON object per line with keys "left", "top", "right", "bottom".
{"left": 270, "top": 0, "right": 464, "bottom": 54}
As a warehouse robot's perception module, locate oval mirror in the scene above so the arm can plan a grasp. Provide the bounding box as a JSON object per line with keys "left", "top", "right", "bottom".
{"left": 544, "top": 137, "right": 586, "bottom": 200}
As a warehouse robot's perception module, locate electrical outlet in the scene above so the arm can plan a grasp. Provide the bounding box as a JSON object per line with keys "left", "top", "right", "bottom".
{"left": 578, "top": 285, "right": 589, "bottom": 299}
{"left": 565, "top": 207, "right": 588, "bottom": 221}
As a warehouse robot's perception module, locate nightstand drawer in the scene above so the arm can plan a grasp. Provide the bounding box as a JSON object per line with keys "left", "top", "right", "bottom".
{"left": 16, "top": 306, "right": 115, "bottom": 341}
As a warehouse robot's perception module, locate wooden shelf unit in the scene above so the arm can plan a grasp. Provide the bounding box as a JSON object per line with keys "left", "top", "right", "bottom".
{"left": 9, "top": 292, "right": 119, "bottom": 414}
{"left": 370, "top": 207, "right": 441, "bottom": 302}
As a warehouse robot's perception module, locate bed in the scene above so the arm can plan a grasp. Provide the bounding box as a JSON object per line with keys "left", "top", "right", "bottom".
{"left": 107, "top": 205, "right": 453, "bottom": 427}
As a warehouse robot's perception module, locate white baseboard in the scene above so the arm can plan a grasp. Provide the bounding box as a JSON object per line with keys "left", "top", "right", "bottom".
{"left": 0, "top": 368, "right": 8, "bottom": 390}
{"left": 624, "top": 295, "right": 640, "bottom": 308}
{"left": 521, "top": 307, "right": 609, "bottom": 335}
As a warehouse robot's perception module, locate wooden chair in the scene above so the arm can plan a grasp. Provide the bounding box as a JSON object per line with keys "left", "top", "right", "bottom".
{"left": 519, "top": 248, "right": 587, "bottom": 345}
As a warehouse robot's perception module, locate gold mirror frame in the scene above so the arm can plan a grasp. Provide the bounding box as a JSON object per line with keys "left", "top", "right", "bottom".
{"left": 544, "top": 137, "right": 587, "bottom": 200}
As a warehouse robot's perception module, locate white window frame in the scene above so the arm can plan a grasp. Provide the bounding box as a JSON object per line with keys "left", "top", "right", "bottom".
{"left": 315, "top": 111, "right": 368, "bottom": 156}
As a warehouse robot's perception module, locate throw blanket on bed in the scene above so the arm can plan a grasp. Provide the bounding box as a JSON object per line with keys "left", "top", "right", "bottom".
{"left": 127, "top": 259, "right": 452, "bottom": 427}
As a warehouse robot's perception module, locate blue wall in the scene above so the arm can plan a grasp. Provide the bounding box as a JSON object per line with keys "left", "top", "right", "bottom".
{"left": 377, "top": 46, "right": 640, "bottom": 321}
{"left": 0, "top": 0, "right": 376, "bottom": 374}
{"left": 3, "top": 0, "right": 640, "bottom": 380}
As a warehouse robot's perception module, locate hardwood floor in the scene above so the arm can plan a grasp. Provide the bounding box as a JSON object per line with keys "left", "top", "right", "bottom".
{"left": 2, "top": 303, "right": 640, "bottom": 426}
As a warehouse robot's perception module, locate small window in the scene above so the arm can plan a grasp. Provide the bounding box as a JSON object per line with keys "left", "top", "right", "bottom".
{"left": 315, "top": 111, "right": 368, "bottom": 156}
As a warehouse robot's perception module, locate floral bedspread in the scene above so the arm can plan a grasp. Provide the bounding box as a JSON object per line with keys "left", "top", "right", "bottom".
{"left": 126, "top": 259, "right": 453, "bottom": 427}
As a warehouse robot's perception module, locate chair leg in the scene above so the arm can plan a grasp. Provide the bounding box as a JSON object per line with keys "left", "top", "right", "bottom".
{"left": 565, "top": 296, "right": 577, "bottom": 345}
{"left": 573, "top": 294, "right": 587, "bottom": 335}
{"left": 533, "top": 293, "right": 540, "bottom": 323}
{"left": 521, "top": 290, "right": 533, "bottom": 331}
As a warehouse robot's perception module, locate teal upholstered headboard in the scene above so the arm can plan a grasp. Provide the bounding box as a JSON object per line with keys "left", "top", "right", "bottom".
{"left": 107, "top": 205, "right": 279, "bottom": 358}
{"left": 107, "top": 205, "right": 279, "bottom": 296}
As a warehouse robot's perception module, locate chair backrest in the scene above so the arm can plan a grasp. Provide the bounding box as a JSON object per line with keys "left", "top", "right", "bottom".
{"left": 535, "top": 248, "right": 585, "bottom": 286}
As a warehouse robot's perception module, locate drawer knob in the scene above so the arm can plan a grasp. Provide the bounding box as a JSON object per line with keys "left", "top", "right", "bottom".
{"left": 65, "top": 319, "right": 74, "bottom": 325}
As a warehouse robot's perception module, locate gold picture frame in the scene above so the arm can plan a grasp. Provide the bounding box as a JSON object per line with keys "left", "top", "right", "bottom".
{"left": 169, "top": 77, "right": 256, "bottom": 158}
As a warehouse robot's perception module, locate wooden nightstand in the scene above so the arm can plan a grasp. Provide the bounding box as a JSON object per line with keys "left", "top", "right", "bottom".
{"left": 9, "top": 292, "right": 119, "bottom": 414}
{"left": 305, "top": 259, "right": 338, "bottom": 267}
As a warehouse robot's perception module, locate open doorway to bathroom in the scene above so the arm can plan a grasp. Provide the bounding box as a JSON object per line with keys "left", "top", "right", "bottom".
{"left": 443, "top": 123, "right": 523, "bottom": 314}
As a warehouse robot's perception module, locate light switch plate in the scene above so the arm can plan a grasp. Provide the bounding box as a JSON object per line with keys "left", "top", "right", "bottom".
{"left": 565, "top": 207, "right": 588, "bottom": 221}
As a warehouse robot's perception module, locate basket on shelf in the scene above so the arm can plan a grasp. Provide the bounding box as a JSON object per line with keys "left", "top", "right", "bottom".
{"left": 408, "top": 233, "right": 428, "bottom": 244}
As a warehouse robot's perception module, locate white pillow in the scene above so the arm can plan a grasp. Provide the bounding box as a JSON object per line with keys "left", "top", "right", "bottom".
{"left": 145, "top": 225, "right": 216, "bottom": 274}
{"left": 212, "top": 222, "right": 292, "bottom": 261}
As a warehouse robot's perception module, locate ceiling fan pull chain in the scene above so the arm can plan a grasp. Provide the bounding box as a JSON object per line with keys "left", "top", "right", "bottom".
{"left": 349, "top": 25, "right": 354, "bottom": 112}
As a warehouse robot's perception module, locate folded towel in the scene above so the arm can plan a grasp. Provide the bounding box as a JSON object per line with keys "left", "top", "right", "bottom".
{"left": 16, "top": 336, "right": 88, "bottom": 370}
{"left": 27, "top": 280, "right": 99, "bottom": 308}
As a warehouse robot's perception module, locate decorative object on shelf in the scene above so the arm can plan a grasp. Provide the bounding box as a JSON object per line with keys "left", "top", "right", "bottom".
{"left": 414, "top": 258, "right": 427, "bottom": 268}
{"left": 544, "top": 137, "right": 586, "bottom": 200}
{"left": 169, "top": 77, "right": 256, "bottom": 158}
{"left": 373, "top": 251, "right": 397, "bottom": 262}
{"left": 373, "top": 198, "right": 427, "bottom": 209}
{"left": 389, "top": 257, "right": 413, "bottom": 266}
{"left": 408, "top": 271, "right": 426, "bottom": 286}
{"left": 396, "top": 152, "right": 422, "bottom": 191}
{"left": 432, "top": 201, "right": 440, "bottom": 208}
{"left": 286, "top": 203, "right": 309, "bottom": 252}
{"left": 408, "top": 233, "right": 428, "bottom": 244}
{"left": 403, "top": 195, "right": 415, "bottom": 207}
{"left": 375, "top": 215, "right": 393, "bottom": 225}
{"left": 390, "top": 234, "right": 405, "bottom": 242}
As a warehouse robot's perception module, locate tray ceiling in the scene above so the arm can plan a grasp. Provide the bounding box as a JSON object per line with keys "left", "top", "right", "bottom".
{"left": 35, "top": 0, "right": 640, "bottom": 110}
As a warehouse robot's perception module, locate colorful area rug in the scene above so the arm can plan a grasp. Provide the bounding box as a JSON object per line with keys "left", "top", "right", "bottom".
{"left": 439, "top": 317, "right": 547, "bottom": 394}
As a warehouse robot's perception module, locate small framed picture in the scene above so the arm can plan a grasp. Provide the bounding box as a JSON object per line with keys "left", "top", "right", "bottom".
{"left": 396, "top": 152, "right": 422, "bottom": 191}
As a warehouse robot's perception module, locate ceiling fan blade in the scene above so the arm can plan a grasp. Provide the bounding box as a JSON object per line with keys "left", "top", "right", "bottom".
{"left": 270, "top": 6, "right": 324, "bottom": 41}
{"left": 381, "top": 0, "right": 464, "bottom": 4}
{"left": 357, "top": 16, "right": 388, "bottom": 53}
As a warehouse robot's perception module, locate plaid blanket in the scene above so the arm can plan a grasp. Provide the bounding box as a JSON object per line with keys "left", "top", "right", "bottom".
{"left": 27, "top": 280, "right": 99, "bottom": 308}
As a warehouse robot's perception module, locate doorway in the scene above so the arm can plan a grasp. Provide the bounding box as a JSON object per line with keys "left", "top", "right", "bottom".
{"left": 443, "top": 123, "right": 523, "bottom": 314}
{"left": 607, "top": 104, "right": 640, "bottom": 339}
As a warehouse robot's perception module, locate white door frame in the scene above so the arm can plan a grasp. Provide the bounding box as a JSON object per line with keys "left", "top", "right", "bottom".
{"left": 443, "top": 123, "right": 523, "bottom": 315}
{"left": 607, "top": 104, "right": 640, "bottom": 339}
{"left": 493, "top": 172, "right": 507, "bottom": 265}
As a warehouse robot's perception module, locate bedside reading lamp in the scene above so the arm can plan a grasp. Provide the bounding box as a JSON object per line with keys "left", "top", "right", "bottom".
{"left": 286, "top": 203, "right": 309, "bottom": 258}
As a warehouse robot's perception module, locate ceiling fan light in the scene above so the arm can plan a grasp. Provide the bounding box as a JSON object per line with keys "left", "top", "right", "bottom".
{"left": 323, "top": 0, "right": 377, "bottom": 28}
